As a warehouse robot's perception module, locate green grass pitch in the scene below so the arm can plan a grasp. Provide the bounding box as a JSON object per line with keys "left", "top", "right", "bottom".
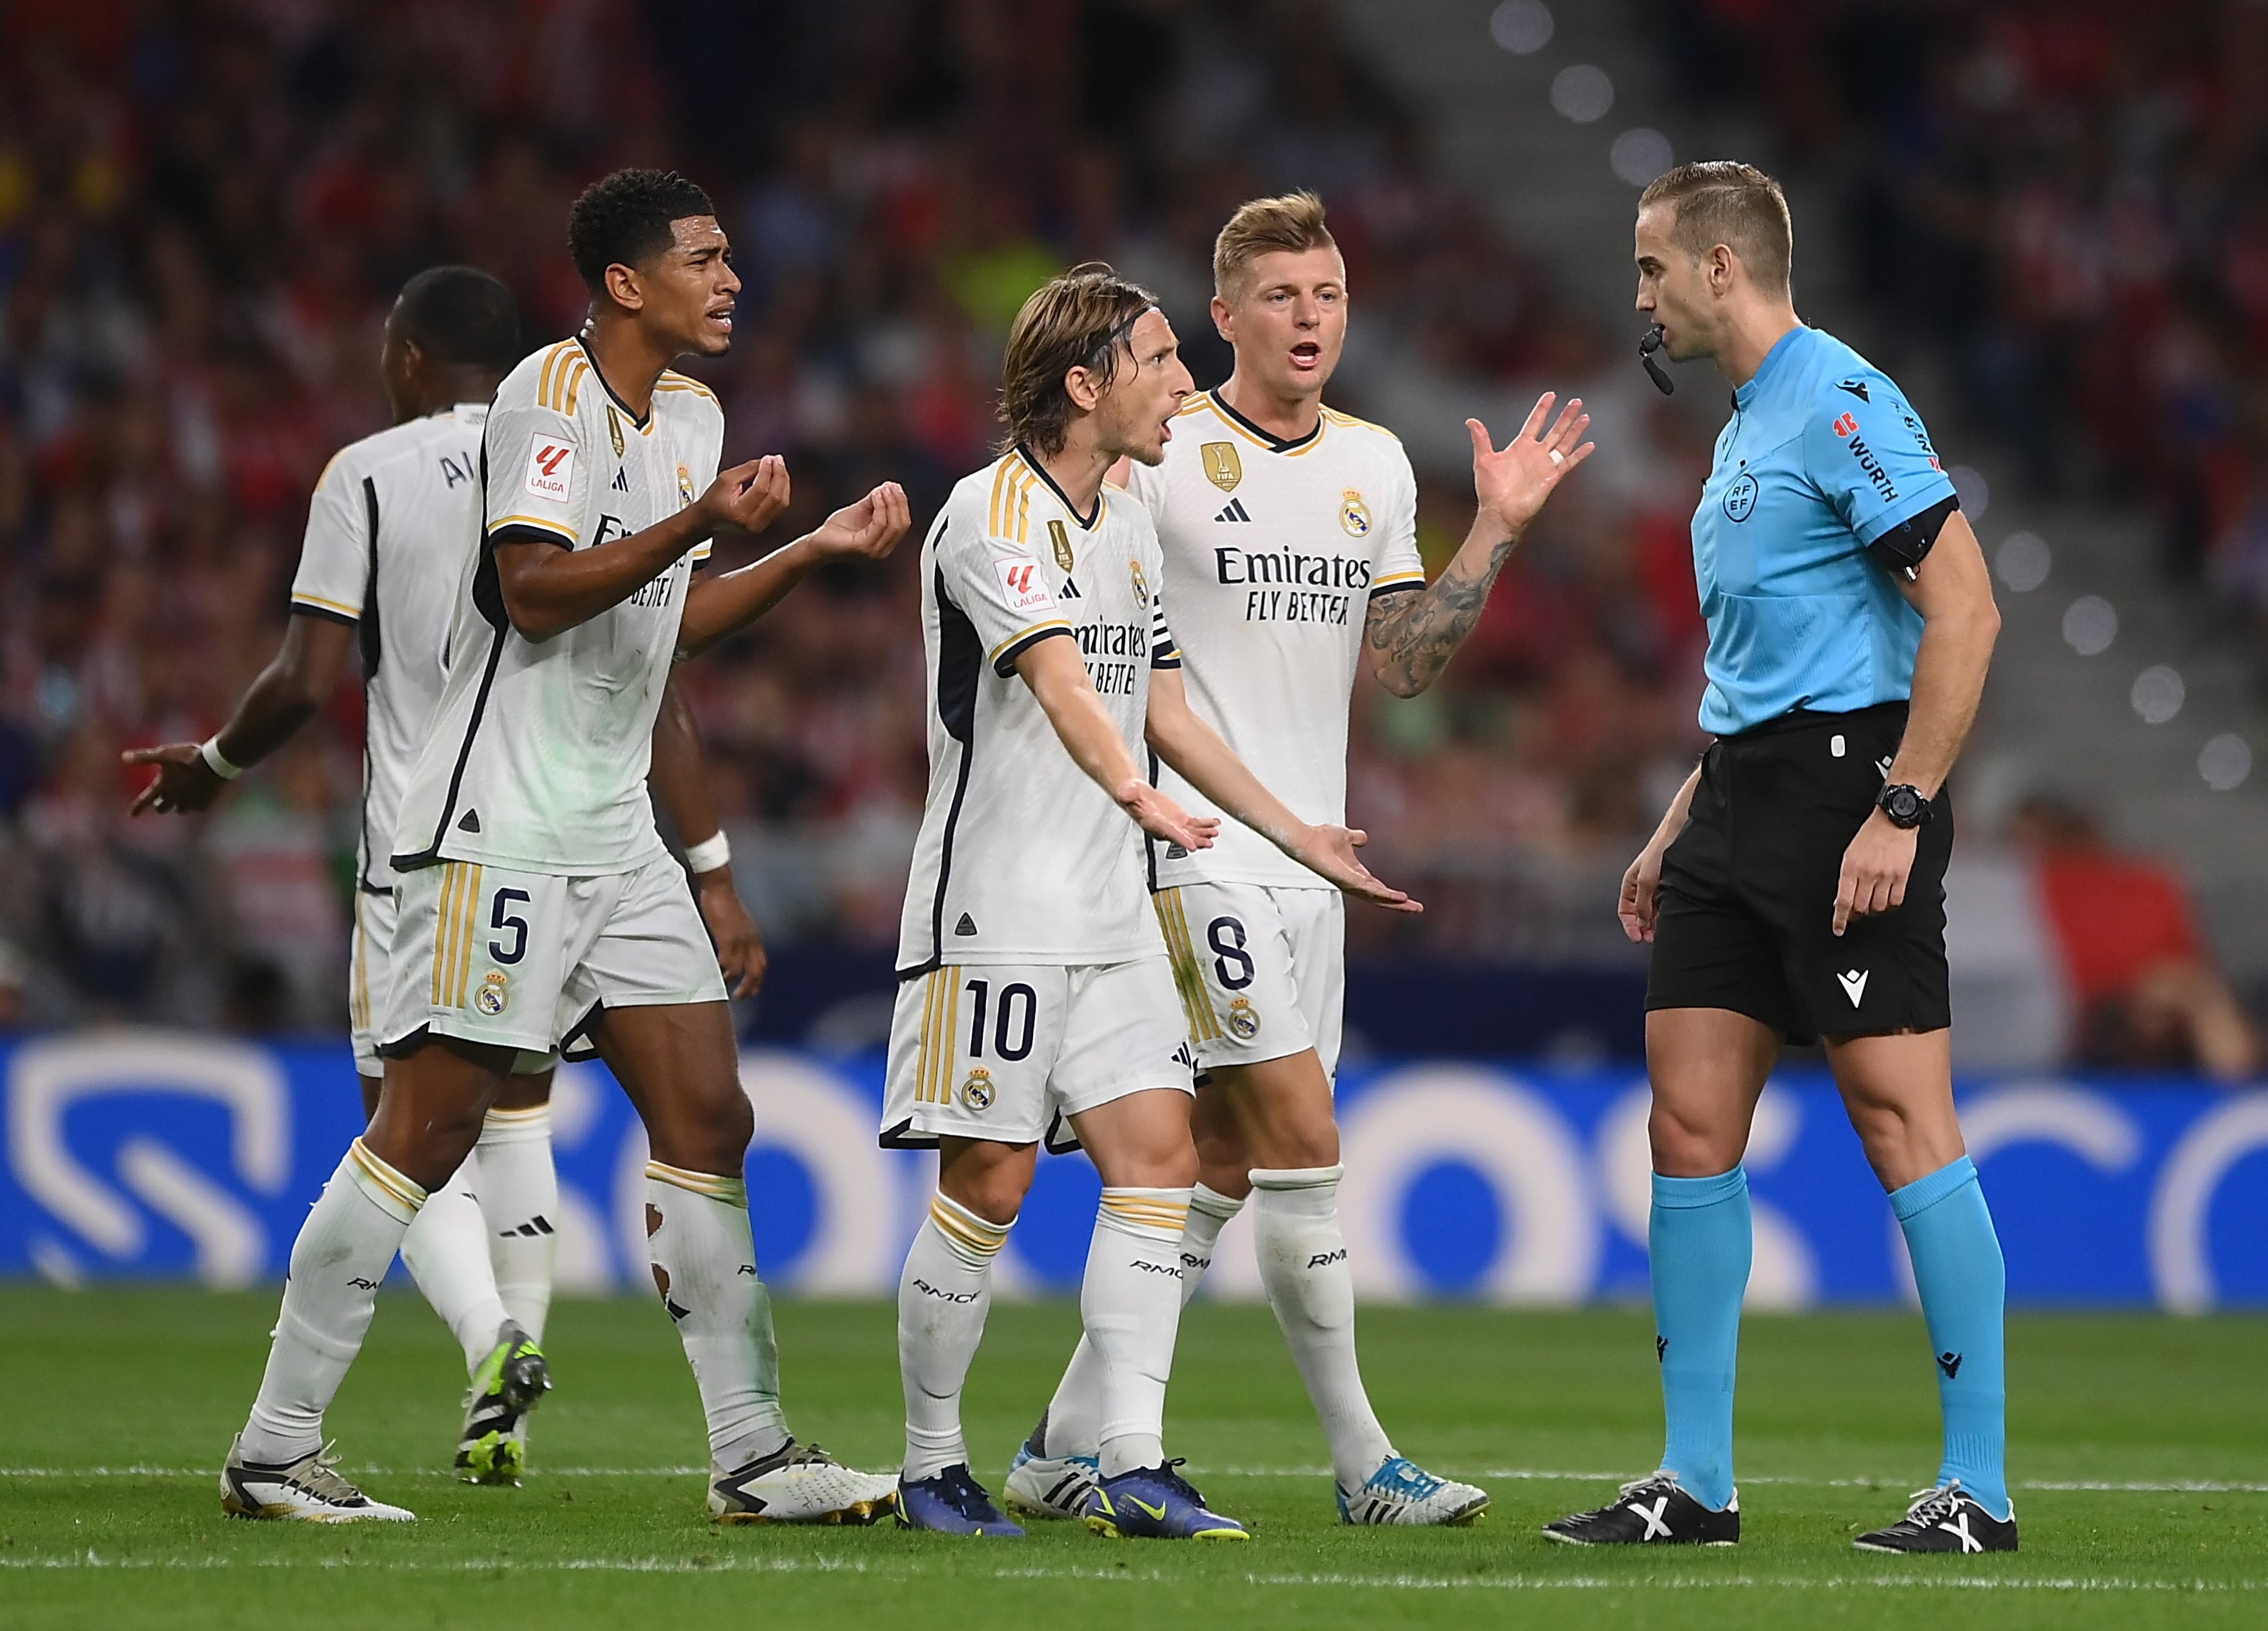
{"left": 1, "top": 1289, "right": 2262, "bottom": 1628}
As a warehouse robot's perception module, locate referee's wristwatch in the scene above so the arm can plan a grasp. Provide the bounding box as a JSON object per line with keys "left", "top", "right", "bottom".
{"left": 1877, "top": 782, "right": 1932, "bottom": 829}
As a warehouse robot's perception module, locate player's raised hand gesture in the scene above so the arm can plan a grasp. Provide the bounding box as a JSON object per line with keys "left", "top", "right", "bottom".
{"left": 121, "top": 742, "right": 227, "bottom": 816}
{"left": 806, "top": 482, "right": 913, "bottom": 562}
{"left": 1114, "top": 778, "right": 1220, "bottom": 854}
{"left": 699, "top": 454, "right": 791, "bottom": 537}
{"left": 1290, "top": 823, "right": 1424, "bottom": 914}
{"left": 1471, "top": 393, "right": 1594, "bottom": 537}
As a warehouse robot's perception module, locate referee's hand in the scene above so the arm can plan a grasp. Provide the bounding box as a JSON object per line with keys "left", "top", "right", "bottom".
{"left": 1833, "top": 809, "right": 1919, "bottom": 936}
{"left": 1619, "top": 839, "right": 1669, "bottom": 943}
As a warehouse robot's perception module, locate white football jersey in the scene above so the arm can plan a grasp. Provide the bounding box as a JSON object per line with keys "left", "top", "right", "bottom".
{"left": 1124, "top": 389, "right": 1424, "bottom": 890}
{"left": 896, "top": 448, "right": 1179, "bottom": 974}
{"left": 289, "top": 404, "right": 491, "bottom": 892}
{"left": 390, "top": 337, "right": 720, "bottom": 876}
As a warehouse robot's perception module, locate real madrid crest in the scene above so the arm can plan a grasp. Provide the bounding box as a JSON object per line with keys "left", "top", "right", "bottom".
{"left": 959, "top": 1068, "right": 995, "bottom": 1112}
{"left": 677, "top": 463, "right": 696, "bottom": 509}
{"left": 1202, "top": 442, "right": 1243, "bottom": 492}
{"left": 475, "top": 970, "right": 511, "bottom": 1017}
{"left": 1339, "top": 489, "right": 1372, "bottom": 538}
{"left": 1049, "top": 517, "right": 1075, "bottom": 572}
{"left": 1226, "top": 997, "right": 1261, "bottom": 1040}
{"left": 607, "top": 405, "right": 626, "bottom": 459}
{"left": 1129, "top": 557, "right": 1149, "bottom": 605}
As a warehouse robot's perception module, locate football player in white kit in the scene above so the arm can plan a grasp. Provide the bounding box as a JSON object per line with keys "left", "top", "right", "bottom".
{"left": 884, "top": 265, "right": 1419, "bottom": 1541}
{"left": 211, "top": 170, "right": 912, "bottom": 1525}
{"left": 128, "top": 266, "right": 766, "bottom": 1489}
{"left": 1009, "top": 194, "right": 1595, "bottom": 1527}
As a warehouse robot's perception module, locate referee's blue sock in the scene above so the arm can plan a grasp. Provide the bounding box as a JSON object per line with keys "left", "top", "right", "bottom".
{"left": 1650, "top": 1165, "right": 1751, "bottom": 1512}
{"left": 1891, "top": 1155, "right": 2010, "bottom": 1520}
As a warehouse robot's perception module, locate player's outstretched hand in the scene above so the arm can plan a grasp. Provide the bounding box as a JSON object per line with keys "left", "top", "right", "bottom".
{"left": 1471, "top": 394, "right": 1594, "bottom": 537}
{"left": 121, "top": 742, "right": 227, "bottom": 817}
{"left": 1832, "top": 807, "right": 1917, "bottom": 937}
{"left": 1115, "top": 779, "right": 1220, "bottom": 853}
{"left": 1292, "top": 824, "right": 1423, "bottom": 914}
{"left": 701, "top": 454, "right": 791, "bottom": 538}
{"left": 807, "top": 482, "right": 913, "bottom": 562}
{"left": 694, "top": 869, "right": 769, "bottom": 999}
{"left": 1618, "top": 837, "right": 1668, "bottom": 944}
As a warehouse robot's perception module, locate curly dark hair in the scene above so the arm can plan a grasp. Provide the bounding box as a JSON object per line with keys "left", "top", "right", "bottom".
{"left": 566, "top": 168, "right": 716, "bottom": 296}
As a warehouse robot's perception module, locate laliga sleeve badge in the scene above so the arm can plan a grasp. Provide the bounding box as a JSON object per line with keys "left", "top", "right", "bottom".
{"left": 1339, "top": 489, "right": 1372, "bottom": 538}
{"left": 959, "top": 1068, "right": 995, "bottom": 1112}
{"left": 475, "top": 971, "right": 511, "bottom": 1017}
{"left": 1226, "top": 997, "right": 1261, "bottom": 1041}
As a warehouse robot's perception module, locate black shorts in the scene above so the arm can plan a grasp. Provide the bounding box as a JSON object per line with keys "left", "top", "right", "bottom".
{"left": 1647, "top": 702, "right": 1952, "bottom": 1045}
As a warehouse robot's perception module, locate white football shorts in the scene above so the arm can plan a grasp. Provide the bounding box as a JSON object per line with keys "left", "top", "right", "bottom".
{"left": 880, "top": 956, "right": 1194, "bottom": 1151}
{"left": 1152, "top": 879, "right": 1345, "bottom": 1079}
{"left": 347, "top": 885, "right": 398, "bottom": 1077}
{"left": 379, "top": 851, "right": 726, "bottom": 1061}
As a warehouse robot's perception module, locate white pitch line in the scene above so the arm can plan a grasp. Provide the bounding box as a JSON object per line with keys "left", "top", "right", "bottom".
{"left": 6, "top": 1465, "right": 2267, "bottom": 1494}
{"left": 0, "top": 1552, "right": 2261, "bottom": 1592}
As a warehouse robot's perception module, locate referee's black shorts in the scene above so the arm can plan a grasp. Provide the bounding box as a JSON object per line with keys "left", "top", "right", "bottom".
{"left": 1646, "top": 701, "right": 1952, "bottom": 1045}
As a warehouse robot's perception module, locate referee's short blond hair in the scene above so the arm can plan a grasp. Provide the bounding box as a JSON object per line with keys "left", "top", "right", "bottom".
{"left": 1638, "top": 161, "right": 1794, "bottom": 294}
{"left": 1213, "top": 191, "right": 1339, "bottom": 299}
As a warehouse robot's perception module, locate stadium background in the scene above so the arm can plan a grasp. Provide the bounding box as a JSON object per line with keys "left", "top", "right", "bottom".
{"left": 0, "top": 0, "right": 2264, "bottom": 1311}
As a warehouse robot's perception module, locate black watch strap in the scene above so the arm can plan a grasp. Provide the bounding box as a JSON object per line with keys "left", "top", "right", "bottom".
{"left": 1878, "top": 782, "right": 1932, "bottom": 829}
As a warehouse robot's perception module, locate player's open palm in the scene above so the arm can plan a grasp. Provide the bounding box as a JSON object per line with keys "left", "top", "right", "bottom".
{"left": 1471, "top": 393, "right": 1594, "bottom": 535}
{"left": 121, "top": 742, "right": 226, "bottom": 816}
{"left": 702, "top": 454, "right": 791, "bottom": 537}
{"left": 1294, "top": 823, "right": 1423, "bottom": 914}
{"left": 809, "top": 482, "right": 913, "bottom": 562}
{"left": 1116, "top": 779, "right": 1219, "bottom": 854}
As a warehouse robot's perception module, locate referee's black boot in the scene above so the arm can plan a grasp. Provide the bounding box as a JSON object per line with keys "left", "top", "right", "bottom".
{"left": 1853, "top": 1482, "right": 2017, "bottom": 1554}
{"left": 1542, "top": 1472, "right": 1739, "bottom": 1546}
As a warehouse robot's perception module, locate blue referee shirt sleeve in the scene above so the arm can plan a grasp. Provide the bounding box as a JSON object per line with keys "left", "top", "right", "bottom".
{"left": 1805, "top": 371, "right": 1958, "bottom": 548}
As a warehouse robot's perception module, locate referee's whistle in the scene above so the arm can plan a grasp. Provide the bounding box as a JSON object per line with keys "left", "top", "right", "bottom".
{"left": 1639, "top": 324, "right": 1676, "bottom": 396}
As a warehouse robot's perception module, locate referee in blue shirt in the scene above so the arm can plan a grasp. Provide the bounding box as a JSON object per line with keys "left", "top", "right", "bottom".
{"left": 1547, "top": 164, "right": 2014, "bottom": 1555}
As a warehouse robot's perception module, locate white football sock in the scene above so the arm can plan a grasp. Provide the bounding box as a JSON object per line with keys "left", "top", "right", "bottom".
{"left": 474, "top": 1104, "right": 557, "bottom": 1342}
{"left": 899, "top": 1192, "right": 1013, "bottom": 1480}
{"left": 241, "top": 1139, "right": 424, "bottom": 1464}
{"left": 1039, "top": 1182, "right": 1240, "bottom": 1457}
{"left": 1252, "top": 1164, "right": 1394, "bottom": 1488}
{"left": 1085, "top": 1185, "right": 1193, "bottom": 1477}
{"left": 397, "top": 1147, "right": 510, "bottom": 1375}
{"left": 645, "top": 1161, "right": 790, "bottom": 1470}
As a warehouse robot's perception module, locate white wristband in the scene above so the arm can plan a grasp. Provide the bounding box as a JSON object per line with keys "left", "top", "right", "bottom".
{"left": 199, "top": 737, "right": 245, "bottom": 781}
{"left": 684, "top": 832, "right": 731, "bottom": 874}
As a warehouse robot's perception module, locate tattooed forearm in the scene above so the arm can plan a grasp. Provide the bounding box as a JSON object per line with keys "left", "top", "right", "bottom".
{"left": 1364, "top": 529, "right": 1519, "bottom": 697}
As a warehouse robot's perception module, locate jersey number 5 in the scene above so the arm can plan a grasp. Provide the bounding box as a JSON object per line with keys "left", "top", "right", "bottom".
{"left": 489, "top": 888, "right": 532, "bottom": 965}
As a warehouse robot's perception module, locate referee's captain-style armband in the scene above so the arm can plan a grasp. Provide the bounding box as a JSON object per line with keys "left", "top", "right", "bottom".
{"left": 1867, "top": 494, "right": 1959, "bottom": 581}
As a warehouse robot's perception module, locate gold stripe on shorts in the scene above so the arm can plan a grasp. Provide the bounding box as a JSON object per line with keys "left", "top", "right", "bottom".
{"left": 1154, "top": 889, "right": 1223, "bottom": 1043}
{"left": 454, "top": 864, "right": 484, "bottom": 1007}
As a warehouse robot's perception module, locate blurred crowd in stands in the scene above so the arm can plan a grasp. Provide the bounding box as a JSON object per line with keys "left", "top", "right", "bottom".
{"left": 0, "top": 0, "right": 2253, "bottom": 1077}
{"left": 1658, "top": 0, "right": 2268, "bottom": 633}
{"left": 0, "top": 0, "right": 1719, "bottom": 1033}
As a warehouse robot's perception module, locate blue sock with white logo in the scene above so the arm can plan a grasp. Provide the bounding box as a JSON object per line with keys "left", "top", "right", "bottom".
{"left": 1650, "top": 1165, "right": 1751, "bottom": 1512}
{"left": 1890, "top": 1155, "right": 2009, "bottom": 1520}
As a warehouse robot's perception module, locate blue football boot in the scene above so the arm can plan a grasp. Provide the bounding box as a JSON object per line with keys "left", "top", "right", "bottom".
{"left": 896, "top": 1463, "right": 1025, "bottom": 1537}
{"left": 1084, "top": 1460, "right": 1249, "bottom": 1540}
